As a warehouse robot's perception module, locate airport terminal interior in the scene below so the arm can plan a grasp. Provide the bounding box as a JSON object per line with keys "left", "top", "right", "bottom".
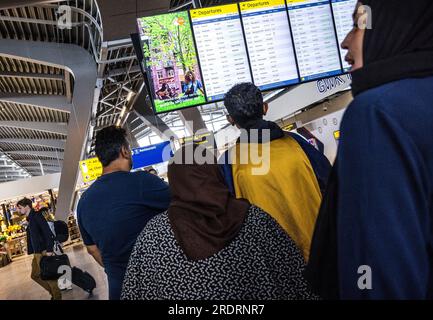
{"left": 0, "top": 0, "right": 360, "bottom": 300}
{"left": 0, "top": 0, "right": 431, "bottom": 301}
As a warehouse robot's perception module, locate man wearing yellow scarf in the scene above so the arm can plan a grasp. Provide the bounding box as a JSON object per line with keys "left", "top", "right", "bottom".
{"left": 220, "top": 83, "right": 331, "bottom": 261}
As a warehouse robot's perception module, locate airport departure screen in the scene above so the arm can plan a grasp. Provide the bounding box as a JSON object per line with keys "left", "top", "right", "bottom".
{"left": 137, "top": 0, "right": 356, "bottom": 114}
{"left": 240, "top": 0, "right": 299, "bottom": 90}
{"left": 332, "top": 0, "right": 357, "bottom": 71}
{"left": 191, "top": 4, "right": 252, "bottom": 102}
{"left": 287, "top": 0, "right": 342, "bottom": 81}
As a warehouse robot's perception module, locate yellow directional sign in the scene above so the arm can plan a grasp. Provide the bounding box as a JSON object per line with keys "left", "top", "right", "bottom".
{"left": 334, "top": 130, "right": 341, "bottom": 141}
{"left": 79, "top": 157, "right": 102, "bottom": 183}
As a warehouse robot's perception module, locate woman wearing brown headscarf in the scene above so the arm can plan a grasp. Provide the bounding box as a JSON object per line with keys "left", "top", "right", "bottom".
{"left": 121, "top": 145, "right": 315, "bottom": 300}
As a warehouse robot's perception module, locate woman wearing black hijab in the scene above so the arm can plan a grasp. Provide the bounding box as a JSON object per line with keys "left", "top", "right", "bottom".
{"left": 121, "top": 145, "right": 315, "bottom": 300}
{"left": 306, "top": 1, "right": 433, "bottom": 299}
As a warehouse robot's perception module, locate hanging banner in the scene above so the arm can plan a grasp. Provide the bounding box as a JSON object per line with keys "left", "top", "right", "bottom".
{"left": 132, "top": 140, "right": 173, "bottom": 170}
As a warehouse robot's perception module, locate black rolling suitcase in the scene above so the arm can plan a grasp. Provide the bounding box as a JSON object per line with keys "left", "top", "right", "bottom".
{"left": 72, "top": 266, "right": 96, "bottom": 296}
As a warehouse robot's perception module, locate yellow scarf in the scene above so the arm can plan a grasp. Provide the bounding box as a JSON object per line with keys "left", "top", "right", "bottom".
{"left": 230, "top": 135, "right": 322, "bottom": 261}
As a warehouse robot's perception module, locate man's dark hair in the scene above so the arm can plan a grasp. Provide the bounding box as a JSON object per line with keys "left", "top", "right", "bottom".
{"left": 17, "top": 198, "right": 32, "bottom": 209}
{"left": 95, "top": 126, "right": 130, "bottom": 167}
{"left": 224, "top": 83, "right": 264, "bottom": 128}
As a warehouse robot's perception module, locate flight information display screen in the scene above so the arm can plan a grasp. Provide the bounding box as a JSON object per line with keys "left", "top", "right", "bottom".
{"left": 240, "top": 0, "right": 299, "bottom": 90}
{"left": 191, "top": 4, "right": 252, "bottom": 102}
{"left": 137, "top": 0, "right": 357, "bottom": 114}
{"left": 287, "top": 0, "right": 342, "bottom": 81}
{"left": 332, "top": 0, "right": 358, "bottom": 71}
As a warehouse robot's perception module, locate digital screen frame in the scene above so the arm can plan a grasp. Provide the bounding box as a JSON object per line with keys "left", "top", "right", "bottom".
{"left": 136, "top": 0, "right": 357, "bottom": 114}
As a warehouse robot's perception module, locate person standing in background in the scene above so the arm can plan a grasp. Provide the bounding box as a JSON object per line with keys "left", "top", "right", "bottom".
{"left": 17, "top": 198, "right": 61, "bottom": 300}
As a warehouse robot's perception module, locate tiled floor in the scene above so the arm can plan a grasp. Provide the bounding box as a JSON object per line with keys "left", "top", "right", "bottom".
{"left": 0, "top": 243, "right": 108, "bottom": 300}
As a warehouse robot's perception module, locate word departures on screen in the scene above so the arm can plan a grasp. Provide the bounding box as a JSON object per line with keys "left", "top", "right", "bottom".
{"left": 137, "top": 0, "right": 357, "bottom": 114}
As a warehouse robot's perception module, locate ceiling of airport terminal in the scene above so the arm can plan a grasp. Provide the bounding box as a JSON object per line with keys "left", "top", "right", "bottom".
{"left": 0, "top": 1, "right": 61, "bottom": 10}
{"left": 0, "top": 55, "right": 70, "bottom": 181}
{"left": 0, "top": 0, "right": 101, "bottom": 182}
{"left": 97, "top": 0, "right": 171, "bottom": 41}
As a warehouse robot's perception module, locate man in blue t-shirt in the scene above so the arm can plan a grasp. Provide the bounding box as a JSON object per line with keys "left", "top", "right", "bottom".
{"left": 77, "top": 126, "right": 170, "bottom": 300}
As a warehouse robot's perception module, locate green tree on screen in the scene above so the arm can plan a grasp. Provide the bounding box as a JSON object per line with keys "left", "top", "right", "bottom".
{"left": 140, "top": 12, "right": 197, "bottom": 73}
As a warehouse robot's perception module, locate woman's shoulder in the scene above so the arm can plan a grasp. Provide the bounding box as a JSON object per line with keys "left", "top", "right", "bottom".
{"left": 245, "top": 205, "right": 280, "bottom": 228}
{"left": 244, "top": 205, "right": 300, "bottom": 248}
{"left": 135, "top": 212, "right": 171, "bottom": 245}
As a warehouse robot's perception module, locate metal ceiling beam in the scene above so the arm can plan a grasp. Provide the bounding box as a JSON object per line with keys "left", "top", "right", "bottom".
{"left": 0, "top": 121, "right": 68, "bottom": 135}
{"left": 5, "top": 151, "right": 64, "bottom": 159}
{"left": 65, "top": 72, "right": 73, "bottom": 103}
{"left": 0, "top": 168, "right": 17, "bottom": 172}
{"left": 0, "top": 139, "right": 65, "bottom": 149}
{"left": 106, "top": 65, "right": 141, "bottom": 78}
{"left": 0, "top": 1, "right": 61, "bottom": 10}
{"left": 0, "top": 174, "right": 28, "bottom": 179}
{"left": 0, "top": 169, "right": 27, "bottom": 174}
{"left": 0, "top": 173, "right": 27, "bottom": 176}
{"left": 26, "top": 166, "right": 60, "bottom": 171}
{"left": 18, "top": 160, "right": 63, "bottom": 166}
{"left": 0, "top": 170, "right": 23, "bottom": 175}
{"left": 0, "top": 72, "right": 64, "bottom": 81}
{"left": 0, "top": 94, "right": 72, "bottom": 113}
{"left": 0, "top": 177, "right": 28, "bottom": 181}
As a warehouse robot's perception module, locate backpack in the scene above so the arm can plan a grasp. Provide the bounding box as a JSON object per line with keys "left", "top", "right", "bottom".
{"left": 53, "top": 220, "right": 69, "bottom": 243}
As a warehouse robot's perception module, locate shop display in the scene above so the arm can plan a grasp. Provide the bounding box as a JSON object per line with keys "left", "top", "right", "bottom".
{"left": 67, "top": 214, "right": 81, "bottom": 243}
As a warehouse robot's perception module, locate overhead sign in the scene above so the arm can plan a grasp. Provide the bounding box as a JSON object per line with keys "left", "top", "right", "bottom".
{"left": 179, "top": 131, "right": 216, "bottom": 152}
{"left": 79, "top": 158, "right": 103, "bottom": 183}
{"left": 132, "top": 141, "right": 173, "bottom": 170}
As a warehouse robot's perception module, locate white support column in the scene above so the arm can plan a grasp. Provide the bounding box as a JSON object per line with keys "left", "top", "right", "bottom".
{"left": 0, "top": 39, "right": 97, "bottom": 221}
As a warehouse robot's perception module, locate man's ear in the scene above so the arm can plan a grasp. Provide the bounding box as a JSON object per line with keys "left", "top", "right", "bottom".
{"left": 227, "top": 115, "right": 236, "bottom": 127}
{"left": 120, "top": 145, "right": 131, "bottom": 159}
{"left": 263, "top": 103, "right": 269, "bottom": 116}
